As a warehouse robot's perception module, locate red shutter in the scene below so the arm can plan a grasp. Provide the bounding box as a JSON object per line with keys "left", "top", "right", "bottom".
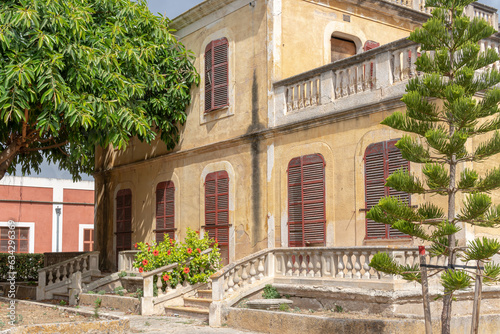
{"left": 364, "top": 140, "right": 410, "bottom": 239}
{"left": 288, "top": 154, "right": 326, "bottom": 247}
{"left": 363, "top": 40, "right": 380, "bottom": 51}
{"left": 83, "top": 229, "right": 94, "bottom": 252}
{"left": 205, "top": 171, "right": 229, "bottom": 245}
{"left": 205, "top": 38, "right": 229, "bottom": 112}
{"left": 116, "top": 189, "right": 132, "bottom": 255}
{"left": 155, "top": 181, "right": 175, "bottom": 242}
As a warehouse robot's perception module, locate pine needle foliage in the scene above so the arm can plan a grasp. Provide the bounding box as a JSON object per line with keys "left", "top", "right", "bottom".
{"left": 367, "top": 1, "right": 500, "bottom": 333}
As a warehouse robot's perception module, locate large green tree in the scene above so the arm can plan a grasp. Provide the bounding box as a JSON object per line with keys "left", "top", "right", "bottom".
{"left": 367, "top": 1, "right": 500, "bottom": 333}
{"left": 0, "top": 0, "right": 199, "bottom": 180}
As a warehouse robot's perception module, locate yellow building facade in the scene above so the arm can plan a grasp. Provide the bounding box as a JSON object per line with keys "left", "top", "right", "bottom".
{"left": 94, "top": 0, "right": 500, "bottom": 269}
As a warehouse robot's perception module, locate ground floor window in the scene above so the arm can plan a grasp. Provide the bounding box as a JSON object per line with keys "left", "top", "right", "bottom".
{"left": 0, "top": 226, "right": 29, "bottom": 253}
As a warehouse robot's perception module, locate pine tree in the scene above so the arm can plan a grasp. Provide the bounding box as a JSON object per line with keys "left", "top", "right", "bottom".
{"left": 366, "top": 1, "right": 500, "bottom": 333}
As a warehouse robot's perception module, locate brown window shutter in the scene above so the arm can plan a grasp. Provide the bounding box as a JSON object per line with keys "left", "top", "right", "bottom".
{"left": 205, "top": 171, "right": 229, "bottom": 245}
{"left": 288, "top": 154, "right": 326, "bottom": 247}
{"left": 156, "top": 181, "right": 175, "bottom": 242}
{"left": 205, "top": 38, "right": 229, "bottom": 112}
{"left": 364, "top": 140, "right": 410, "bottom": 239}
{"left": 83, "top": 229, "right": 94, "bottom": 252}
{"left": 116, "top": 189, "right": 132, "bottom": 252}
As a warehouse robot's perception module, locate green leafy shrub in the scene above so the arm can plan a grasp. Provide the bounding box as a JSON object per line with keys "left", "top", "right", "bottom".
{"left": 262, "top": 284, "right": 281, "bottom": 299}
{"left": 279, "top": 303, "right": 290, "bottom": 312}
{"left": 133, "top": 228, "right": 221, "bottom": 290}
{"left": 118, "top": 271, "right": 127, "bottom": 278}
{"left": 0, "top": 253, "right": 43, "bottom": 281}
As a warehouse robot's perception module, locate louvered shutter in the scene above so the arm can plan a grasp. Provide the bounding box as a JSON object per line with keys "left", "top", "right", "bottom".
{"left": 116, "top": 189, "right": 132, "bottom": 255}
{"left": 364, "top": 140, "right": 410, "bottom": 239}
{"left": 288, "top": 154, "right": 326, "bottom": 247}
{"left": 205, "top": 171, "right": 229, "bottom": 245}
{"left": 363, "top": 40, "right": 380, "bottom": 51}
{"left": 205, "top": 38, "right": 229, "bottom": 112}
{"left": 155, "top": 181, "right": 175, "bottom": 242}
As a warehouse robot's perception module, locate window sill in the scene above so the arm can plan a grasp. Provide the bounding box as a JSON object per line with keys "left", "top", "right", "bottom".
{"left": 363, "top": 237, "right": 413, "bottom": 246}
{"left": 201, "top": 106, "right": 233, "bottom": 124}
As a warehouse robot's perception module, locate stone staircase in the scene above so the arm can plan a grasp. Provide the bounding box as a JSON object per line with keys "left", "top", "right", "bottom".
{"left": 164, "top": 288, "right": 212, "bottom": 321}
{"left": 51, "top": 273, "right": 107, "bottom": 302}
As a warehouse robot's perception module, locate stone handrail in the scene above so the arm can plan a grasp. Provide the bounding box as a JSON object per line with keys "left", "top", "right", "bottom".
{"left": 272, "top": 34, "right": 500, "bottom": 126}
{"left": 211, "top": 246, "right": 446, "bottom": 303}
{"left": 141, "top": 248, "right": 213, "bottom": 315}
{"left": 118, "top": 250, "right": 140, "bottom": 272}
{"left": 37, "top": 251, "right": 100, "bottom": 300}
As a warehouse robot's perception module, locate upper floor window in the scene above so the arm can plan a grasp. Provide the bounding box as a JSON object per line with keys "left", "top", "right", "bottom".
{"left": 364, "top": 139, "right": 410, "bottom": 239}
{"left": 83, "top": 228, "right": 94, "bottom": 252}
{"left": 331, "top": 36, "right": 356, "bottom": 62}
{"left": 205, "top": 38, "right": 229, "bottom": 112}
{"left": 155, "top": 181, "right": 175, "bottom": 242}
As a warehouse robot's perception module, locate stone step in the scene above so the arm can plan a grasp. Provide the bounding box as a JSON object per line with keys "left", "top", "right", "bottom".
{"left": 197, "top": 289, "right": 212, "bottom": 299}
{"left": 183, "top": 296, "right": 212, "bottom": 309}
{"left": 52, "top": 292, "right": 69, "bottom": 301}
{"left": 164, "top": 305, "right": 209, "bottom": 321}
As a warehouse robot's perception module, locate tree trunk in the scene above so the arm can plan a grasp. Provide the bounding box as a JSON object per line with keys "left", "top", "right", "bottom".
{"left": 0, "top": 141, "right": 20, "bottom": 181}
{"left": 471, "top": 261, "right": 482, "bottom": 334}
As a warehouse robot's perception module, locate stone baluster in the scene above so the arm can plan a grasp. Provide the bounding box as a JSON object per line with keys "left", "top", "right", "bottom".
{"left": 223, "top": 272, "right": 229, "bottom": 294}
{"left": 312, "top": 78, "right": 319, "bottom": 106}
{"left": 287, "top": 88, "right": 293, "bottom": 112}
{"left": 241, "top": 263, "right": 249, "bottom": 287}
{"left": 331, "top": 252, "right": 337, "bottom": 277}
{"left": 293, "top": 255, "right": 300, "bottom": 276}
{"left": 292, "top": 85, "right": 299, "bottom": 110}
{"left": 48, "top": 270, "right": 54, "bottom": 285}
{"left": 75, "top": 258, "right": 81, "bottom": 272}
{"left": 348, "top": 68, "right": 356, "bottom": 95}
{"left": 298, "top": 83, "right": 305, "bottom": 109}
{"left": 345, "top": 252, "right": 353, "bottom": 279}
{"left": 68, "top": 262, "right": 74, "bottom": 276}
{"left": 55, "top": 267, "right": 61, "bottom": 283}
{"left": 402, "top": 48, "right": 410, "bottom": 80}
{"left": 249, "top": 259, "right": 257, "bottom": 283}
{"left": 305, "top": 81, "right": 311, "bottom": 107}
{"left": 156, "top": 274, "right": 163, "bottom": 296}
{"left": 286, "top": 255, "right": 293, "bottom": 276}
{"left": 341, "top": 71, "right": 348, "bottom": 97}
{"left": 233, "top": 268, "right": 241, "bottom": 290}
{"left": 62, "top": 264, "right": 68, "bottom": 281}
{"left": 315, "top": 252, "right": 322, "bottom": 277}
{"left": 354, "top": 251, "right": 362, "bottom": 279}
{"left": 362, "top": 251, "right": 371, "bottom": 279}
{"left": 393, "top": 50, "right": 401, "bottom": 83}
{"left": 82, "top": 257, "right": 88, "bottom": 273}
{"left": 356, "top": 63, "right": 364, "bottom": 92}
{"left": 336, "top": 251, "right": 345, "bottom": 278}
{"left": 306, "top": 252, "right": 314, "bottom": 277}
{"left": 300, "top": 253, "right": 308, "bottom": 277}
{"left": 227, "top": 269, "right": 235, "bottom": 293}
{"left": 257, "top": 256, "right": 266, "bottom": 279}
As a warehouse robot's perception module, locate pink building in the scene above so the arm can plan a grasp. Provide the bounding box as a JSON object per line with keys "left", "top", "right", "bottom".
{"left": 0, "top": 176, "right": 94, "bottom": 254}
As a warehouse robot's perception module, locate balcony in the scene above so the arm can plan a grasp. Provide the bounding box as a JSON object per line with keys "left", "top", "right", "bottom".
{"left": 272, "top": 35, "right": 500, "bottom": 127}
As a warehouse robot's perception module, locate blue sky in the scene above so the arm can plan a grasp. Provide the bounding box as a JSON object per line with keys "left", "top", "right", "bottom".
{"left": 12, "top": 0, "right": 500, "bottom": 180}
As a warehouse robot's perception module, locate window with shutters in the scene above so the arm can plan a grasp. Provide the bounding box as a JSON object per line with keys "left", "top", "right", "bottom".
{"left": 115, "top": 189, "right": 133, "bottom": 257}
{"left": 205, "top": 38, "right": 229, "bottom": 113}
{"left": 155, "top": 181, "right": 175, "bottom": 242}
{"left": 0, "top": 227, "right": 29, "bottom": 253}
{"left": 204, "top": 171, "right": 229, "bottom": 264}
{"left": 288, "top": 154, "right": 326, "bottom": 247}
{"left": 83, "top": 229, "right": 94, "bottom": 252}
{"left": 364, "top": 139, "right": 411, "bottom": 239}
{"left": 331, "top": 36, "right": 356, "bottom": 62}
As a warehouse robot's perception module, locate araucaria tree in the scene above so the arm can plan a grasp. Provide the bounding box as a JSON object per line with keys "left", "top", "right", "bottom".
{"left": 367, "top": 1, "right": 500, "bottom": 333}
{"left": 0, "top": 0, "right": 199, "bottom": 180}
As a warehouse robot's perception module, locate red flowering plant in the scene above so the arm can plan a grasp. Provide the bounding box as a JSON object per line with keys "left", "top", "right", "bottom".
{"left": 133, "top": 228, "right": 221, "bottom": 290}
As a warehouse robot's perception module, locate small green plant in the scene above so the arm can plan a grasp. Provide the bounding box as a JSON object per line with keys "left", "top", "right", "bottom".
{"left": 97, "top": 290, "right": 106, "bottom": 295}
{"left": 144, "top": 321, "right": 151, "bottom": 326}
{"left": 334, "top": 305, "right": 343, "bottom": 313}
{"left": 278, "top": 303, "right": 290, "bottom": 312}
{"left": 87, "top": 290, "right": 95, "bottom": 294}
{"left": 114, "top": 286, "right": 125, "bottom": 296}
{"left": 284, "top": 294, "right": 291, "bottom": 299}
{"left": 129, "top": 273, "right": 136, "bottom": 277}
{"left": 59, "top": 300, "right": 67, "bottom": 306}
{"left": 13, "top": 314, "right": 23, "bottom": 324}
{"left": 118, "top": 271, "right": 127, "bottom": 278}
{"left": 262, "top": 284, "right": 281, "bottom": 299}
{"left": 0, "top": 319, "right": 5, "bottom": 328}
{"left": 75, "top": 305, "right": 80, "bottom": 309}
{"left": 93, "top": 298, "right": 102, "bottom": 318}
{"left": 309, "top": 309, "right": 315, "bottom": 313}
{"left": 135, "top": 288, "right": 143, "bottom": 299}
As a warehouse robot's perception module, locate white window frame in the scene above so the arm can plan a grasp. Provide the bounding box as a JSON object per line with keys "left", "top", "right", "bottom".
{"left": 0, "top": 221, "right": 35, "bottom": 253}
{"left": 78, "top": 224, "right": 94, "bottom": 252}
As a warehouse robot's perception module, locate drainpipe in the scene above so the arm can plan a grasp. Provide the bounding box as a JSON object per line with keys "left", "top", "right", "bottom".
{"left": 55, "top": 207, "right": 61, "bottom": 252}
